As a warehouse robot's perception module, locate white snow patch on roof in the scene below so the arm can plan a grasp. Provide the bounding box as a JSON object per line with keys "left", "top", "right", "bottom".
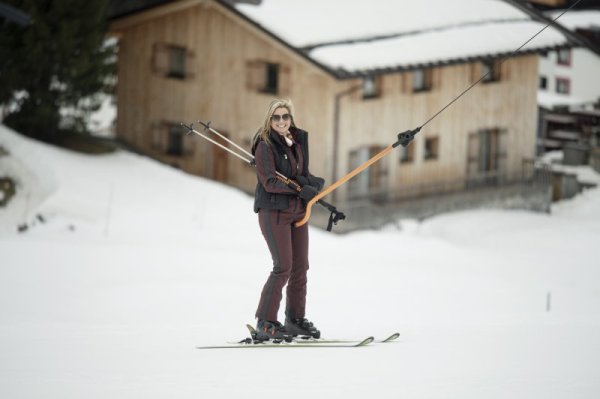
{"left": 538, "top": 91, "right": 586, "bottom": 109}
{"left": 234, "top": 0, "right": 569, "bottom": 71}
{"left": 235, "top": 0, "right": 529, "bottom": 47}
{"left": 311, "top": 20, "right": 566, "bottom": 72}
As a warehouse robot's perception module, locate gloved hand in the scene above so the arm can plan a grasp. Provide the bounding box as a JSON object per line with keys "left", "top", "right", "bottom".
{"left": 298, "top": 185, "right": 318, "bottom": 201}
{"left": 307, "top": 175, "right": 325, "bottom": 191}
{"left": 294, "top": 175, "right": 310, "bottom": 186}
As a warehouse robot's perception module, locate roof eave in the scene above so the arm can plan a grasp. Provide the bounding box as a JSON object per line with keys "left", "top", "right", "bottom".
{"left": 334, "top": 44, "right": 575, "bottom": 79}
{"left": 502, "top": 0, "right": 600, "bottom": 56}
{"left": 214, "top": 0, "right": 341, "bottom": 79}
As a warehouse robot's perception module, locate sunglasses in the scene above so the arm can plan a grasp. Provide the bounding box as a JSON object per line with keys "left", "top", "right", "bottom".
{"left": 271, "top": 113, "right": 291, "bottom": 122}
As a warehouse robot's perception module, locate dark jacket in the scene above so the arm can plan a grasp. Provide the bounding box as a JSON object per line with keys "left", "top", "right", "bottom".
{"left": 252, "top": 127, "right": 324, "bottom": 213}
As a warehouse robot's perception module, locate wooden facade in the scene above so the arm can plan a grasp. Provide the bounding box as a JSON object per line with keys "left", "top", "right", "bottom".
{"left": 110, "top": 0, "right": 541, "bottom": 205}
{"left": 334, "top": 56, "right": 539, "bottom": 202}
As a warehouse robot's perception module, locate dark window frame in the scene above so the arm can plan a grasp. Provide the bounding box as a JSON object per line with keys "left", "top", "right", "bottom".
{"left": 424, "top": 137, "right": 440, "bottom": 161}
{"left": 556, "top": 77, "right": 571, "bottom": 95}
{"left": 246, "top": 60, "right": 288, "bottom": 95}
{"left": 152, "top": 42, "right": 195, "bottom": 81}
{"left": 412, "top": 68, "right": 432, "bottom": 93}
{"left": 557, "top": 48, "right": 572, "bottom": 66}
{"left": 262, "top": 62, "right": 279, "bottom": 94}
{"left": 362, "top": 75, "right": 381, "bottom": 100}
{"left": 166, "top": 124, "right": 186, "bottom": 156}
{"left": 167, "top": 45, "right": 187, "bottom": 79}
{"left": 481, "top": 60, "right": 501, "bottom": 84}
{"left": 399, "top": 143, "right": 415, "bottom": 164}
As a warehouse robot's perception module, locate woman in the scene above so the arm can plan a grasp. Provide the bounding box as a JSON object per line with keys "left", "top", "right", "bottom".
{"left": 251, "top": 99, "right": 324, "bottom": 341}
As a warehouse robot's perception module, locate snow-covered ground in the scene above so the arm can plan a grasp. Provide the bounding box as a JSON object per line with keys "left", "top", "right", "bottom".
{"left": 1, "top": 124, "right": 599, "bottom": 398}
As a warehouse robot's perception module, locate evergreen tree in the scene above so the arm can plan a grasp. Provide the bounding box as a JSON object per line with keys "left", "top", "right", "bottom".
{"left": 0, "top": 0, "right": 116, "bottom": 141}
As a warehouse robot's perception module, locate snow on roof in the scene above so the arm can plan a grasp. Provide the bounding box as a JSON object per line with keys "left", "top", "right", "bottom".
{"left": 547, "top": 10, "right": 600, "bottom": 30}
{"left": 233, "top": 0, "right": 570, "bottom": 73}
{"left": 235, "top": 0, "right": 527, "bottom": 47}
{"left": 538, "top": 91, "right": 586, "bottom": 109}
{"left": 311, "top": 20, "right": 566, "bottom": 73}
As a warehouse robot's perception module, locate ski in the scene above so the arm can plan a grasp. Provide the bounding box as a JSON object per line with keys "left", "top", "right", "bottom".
{"left": 196, "top": 325, "right": 399, "bottom": 350}
{"left": 292, "top": 331, "right": 400, "bottom": 344}
{"left": 245, "top": 323, "right": 399, "bottom": 344}
{"left": 196, "top": 336, "right": 374, "bottom": 350}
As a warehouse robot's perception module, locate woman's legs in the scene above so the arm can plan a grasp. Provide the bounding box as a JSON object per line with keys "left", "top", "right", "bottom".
{"left": 255, "top": 211, "right": 293, "bottom": 321}
{"left": 286, "top": 222, "right": 309, "bottom": 320}
{"left": 255, "top": 211, "right": 310, "bottom": 322}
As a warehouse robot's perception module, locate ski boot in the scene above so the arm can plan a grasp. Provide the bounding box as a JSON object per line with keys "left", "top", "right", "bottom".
{"left": 255, "top": 320, "right": 292, "bottom": 343}
{"left": 285, "top": 318, "right": 321, "bottom": 339}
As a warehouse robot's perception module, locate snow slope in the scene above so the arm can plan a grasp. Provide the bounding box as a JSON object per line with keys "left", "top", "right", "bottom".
{"left": 1, "top": 124, "right": 599, "bottom": 399}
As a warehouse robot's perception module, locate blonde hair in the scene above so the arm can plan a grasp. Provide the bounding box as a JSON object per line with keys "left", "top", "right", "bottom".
{"left": 253, "top": 98, "right": 296, "bottom": 147}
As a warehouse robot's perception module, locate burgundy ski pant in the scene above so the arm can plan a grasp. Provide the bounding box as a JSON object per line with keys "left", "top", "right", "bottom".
{"left": 255, "top": 209, "right": 309, "bottom": 322}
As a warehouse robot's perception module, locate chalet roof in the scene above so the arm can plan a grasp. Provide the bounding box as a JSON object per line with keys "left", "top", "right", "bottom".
{"left": 108, "top": 0, "right": 578, "bottom": 78}
{"left": 107, "top": 0, "right": 172, "bottom": 20}
{"left": 233, "top": 0, "right": 573, "bottom": 76}
{"left": 547, "top": 9, "right": 600, "bottom": 29}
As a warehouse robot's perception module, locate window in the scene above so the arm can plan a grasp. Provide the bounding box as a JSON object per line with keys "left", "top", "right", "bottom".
{"left": 467, "top": 128, "right": 508, "bottom": 182}
{"left": 167, "top": 124, "right": 187, "bottom": 156}
{"left": 168, "top": 46, "right": 186, "bottom": 79}
{"left": 246, "top": 60, "right": 290, "bottom": 95}
{"left": 424, "top": 137, "right": 439, "bottom": 160}
{"left": 362, "top": 75, "right": 381, "bottom": 99}
{"left": 557, "top": 48, "right": 571, "bottom": 66}
{"left": 556, "top": 77, "right": 570, "bottom": 94}
{"left": 539, "top": 76, "right": 548, "bottom": 90}
{"left": 152, "top": 43, "right": 195, "bottom": 80}
{"left": 399, "top": 144, "right": 414, "bottom": 163}
{"left": 264, "top": 63, "right": 279, "bottom": 94}
{"left": 150, "top": 121, "right": 194, "bottom": 156}
{"left": 482, "top": 60, "right": 501, "bottom": 83}
{"left": 412, "top": 68, "right": 432, "bottom": 92}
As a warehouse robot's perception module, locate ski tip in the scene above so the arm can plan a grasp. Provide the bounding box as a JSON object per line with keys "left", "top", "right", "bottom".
{"left": 356, "top": 336, "right": 375, "bottom": 347}
{"left": 382, "top": 332, "right": 400, "bottom": 342}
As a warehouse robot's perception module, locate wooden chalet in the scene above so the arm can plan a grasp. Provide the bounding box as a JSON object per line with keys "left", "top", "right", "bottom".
{"left": 108, "top": 0, "right": 575, "bottom": 228}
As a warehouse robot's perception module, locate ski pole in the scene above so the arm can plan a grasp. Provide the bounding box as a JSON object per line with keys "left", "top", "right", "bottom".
{"left": 181, "top": 121, "right": 346, "bottom": 231}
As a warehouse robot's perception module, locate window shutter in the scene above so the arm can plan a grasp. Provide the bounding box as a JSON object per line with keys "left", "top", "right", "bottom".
{"left": 469, "top": 63, "right": 479, "bottom": 84}
{"left": 151, "top": 121, "right": 164, "bottom": 151}
{"left": 401, "top": 72, "right": 410, "bottom": 94}
{"left": 185, "top": 49, "right": 196, "bottom": 79}
{"left": 279, "top": 65, "right": 291, "bottom": 96}
{"left": 501, "top": 60, "right": 510, "bottom": 81}
{"left": 246, "top": 60, "right": 265, "bottom": 91}
{"left": 152, "top": 43, "right": 170, "bottom": 76}
{"left": 467, "top": 132, "right": 479, "bottom": 177}
{"left": 496, "top": 129, "right": 508, "bottom": 173}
